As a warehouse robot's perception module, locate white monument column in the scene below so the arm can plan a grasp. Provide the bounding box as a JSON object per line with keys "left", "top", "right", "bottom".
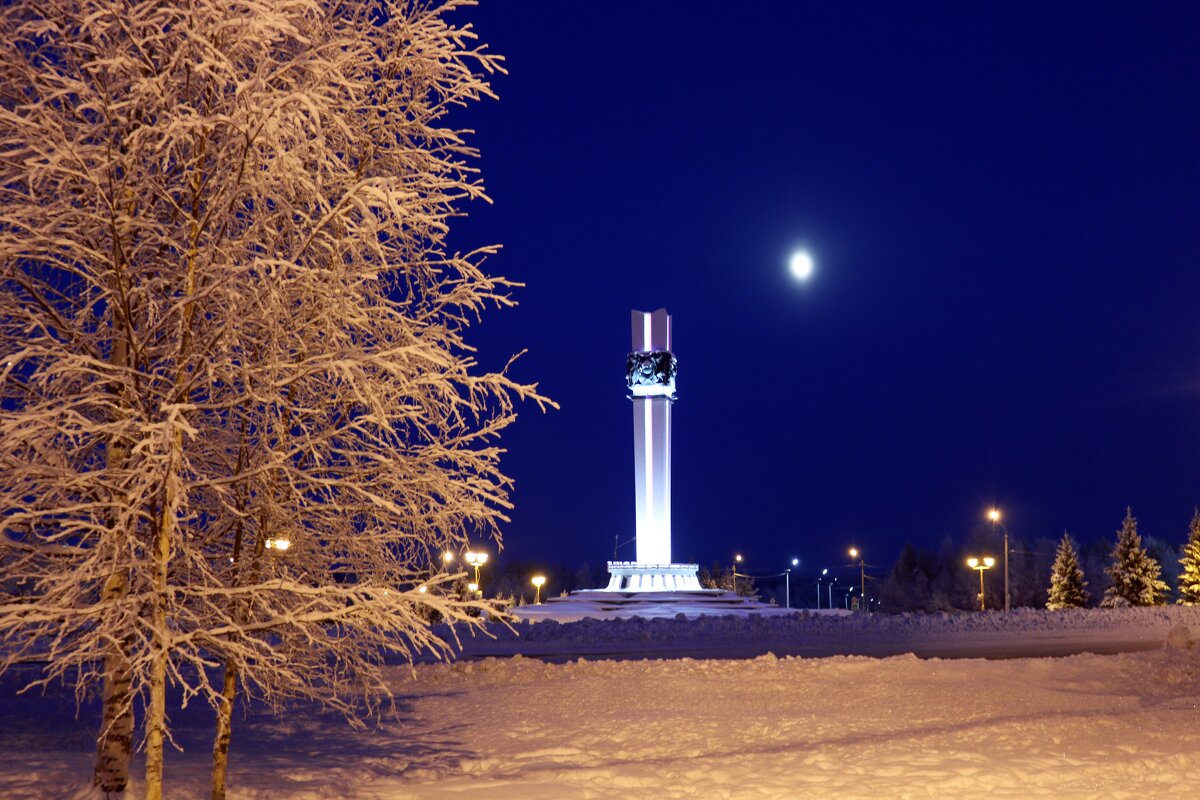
{"left": 604, "top": 309, "right": 701, "bottom": 592}
{"left": 630, "top": 309, "right": 674, "bottom": 564}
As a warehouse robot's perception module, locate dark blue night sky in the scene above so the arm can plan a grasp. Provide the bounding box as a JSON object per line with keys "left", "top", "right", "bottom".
{"left": 450, "top": 2, "right": 1200, "bottom": 579}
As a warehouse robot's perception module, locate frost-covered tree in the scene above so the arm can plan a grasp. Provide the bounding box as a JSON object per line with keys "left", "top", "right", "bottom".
{"left": 0, "top": 2, "right": 550, "bottom": 799}
{"left": 1179, "top": 508, "right": 1200, "bottom": 605}
{"left": 1046, "top": 532, "right": 1088, "bottom": 610}
{"left": 1100, "top": 507, "right": 1169, "bottom": 608}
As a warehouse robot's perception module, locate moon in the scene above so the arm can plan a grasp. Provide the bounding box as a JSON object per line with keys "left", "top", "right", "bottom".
{"left": 789, "top": 250, "right": 815, "bottom": 281}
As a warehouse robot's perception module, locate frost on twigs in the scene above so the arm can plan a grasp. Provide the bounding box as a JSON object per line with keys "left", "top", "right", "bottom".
{"left": 0, "top": 1, "right": 549, "bottom": 797}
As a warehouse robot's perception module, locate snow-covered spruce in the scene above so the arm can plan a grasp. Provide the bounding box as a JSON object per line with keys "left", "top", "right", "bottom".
{"left": 1102, "top": 507, "right": 1169, "bottom": 608}
{"left": 1180, "top": 509, "right": 1200, "bottom": 605}
{"left": 0, "top": 2, "right": 548, "bottom": 799}
{"left": 1047, "top": 531, "right": 1089, "bottom": 610}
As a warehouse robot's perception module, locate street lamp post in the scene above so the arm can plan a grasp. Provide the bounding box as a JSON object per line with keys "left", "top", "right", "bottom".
{"left": 988, "top": 508, "right": 1010, "bottom": 612}
{"left": 531, "top": 575, "right": 546, "bottom": 604}
{"left": 816, "top": 568, "right": 828, "bottom": 609}
{"left": 464, "top": 551, "right": 488, "bottom": 588}
{"left": 786, "top": 558, "right": 798, "bottom": 609}
{"left": 732, "top": 553, "right": 743, "bottom": 595}
{"left": 848, "top": 548, "right": 867, "bottom": 611}
{"left": 828, "top": 576, "right": 836, "bottom": 609}
{"left": 967, "top": 556, "right": 995, "bottom": 611}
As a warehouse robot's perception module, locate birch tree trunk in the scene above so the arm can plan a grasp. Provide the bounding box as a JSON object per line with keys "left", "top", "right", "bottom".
{"left": 145, "top": 429, "right": 180, "bottom": 800}
{"left": 211, "top": 659, "right": 238, "bottom": 800}
{"left": 93, "top": 572, "right": 133, "bottom": 793}
{"left": 94, "top": 318, "right": 134, "bottom": 793}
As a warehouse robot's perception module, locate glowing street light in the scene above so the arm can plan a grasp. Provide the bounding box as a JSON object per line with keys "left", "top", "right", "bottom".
{"left": 816, "top": 567, "right": 828, "bottom": 609}
{"left": 265, "top": 538, "right": 290, "bottom": 552}
{"left": 467, "top": 581, "right": 479, "bottom": 596}
{"left": 987, "top": 508, "right": 1010, "bottom": 612}
{"left": 967, "top": 556, "right": 995, "bottom": 611}
{"left": 442, "top": 551, "right": 455, "bottom": 569}
{"left": 531, "top": 575, "right": 546, "bottom": 604}
{"left": 464, "top": 551, "right": 488, "bottom": 586}
{"left": 848, "top": 547, "right": 867, "bottom": 611}
{"left": 784, "top": 558, "right": 799, "bottom": 609}
{"left": 731, "top": 553, "right": 744, "bottom": 594}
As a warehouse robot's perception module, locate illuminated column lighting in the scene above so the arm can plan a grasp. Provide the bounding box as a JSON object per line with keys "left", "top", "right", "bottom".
{"left": 630, "top": 309, "right": 674, "bottom": 565}
{"left": 603, "top": 309, "right": 701, "bottom": 592}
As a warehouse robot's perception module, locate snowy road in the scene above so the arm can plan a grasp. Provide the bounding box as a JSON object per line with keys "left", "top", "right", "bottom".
{"left": 458, "top": 630, "right": 1168, "bottom": 662}
{"left": 455, "top": 605, "right": 1200, "bottom": 662}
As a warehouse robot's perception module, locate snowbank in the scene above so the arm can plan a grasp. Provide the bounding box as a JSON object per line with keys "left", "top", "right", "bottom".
{"left": 451, "top": 605, "right": 1200, "bottom": 660}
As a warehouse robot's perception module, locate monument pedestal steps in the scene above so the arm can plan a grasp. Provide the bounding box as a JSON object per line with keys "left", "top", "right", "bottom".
{"left": 515, "top": 589, "right": 788, "bottom": 622}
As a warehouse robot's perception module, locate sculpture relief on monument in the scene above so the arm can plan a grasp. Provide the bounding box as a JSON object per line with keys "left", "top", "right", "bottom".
{"left": 604, "top": 309, "right": 702, "bottom": 591}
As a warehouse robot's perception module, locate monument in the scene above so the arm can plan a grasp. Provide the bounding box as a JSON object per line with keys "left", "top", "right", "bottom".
{"left": 515, "top": 308, "right": 778, "bottom": 619}
{"left": 603, "top": 309, "right": 702, "bottom": 591}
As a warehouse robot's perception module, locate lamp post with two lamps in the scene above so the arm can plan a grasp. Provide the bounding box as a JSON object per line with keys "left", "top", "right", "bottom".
{"left": 967, "top": 556, "right": 995, "bottom": 611}
{"left": 464, "top": 550, "right": 488, "bottom": 588}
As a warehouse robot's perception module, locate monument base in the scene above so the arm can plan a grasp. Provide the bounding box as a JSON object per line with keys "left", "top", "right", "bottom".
{"left": 599, "top": 561, "right": 703, "bottom": 592}
{"left": 513, "top": 589, "right": 796, "bottom": 622}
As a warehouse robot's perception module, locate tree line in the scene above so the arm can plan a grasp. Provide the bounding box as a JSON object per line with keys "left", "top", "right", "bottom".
{"left": 880, "top": 507, "right": 1200, "bottom": 612}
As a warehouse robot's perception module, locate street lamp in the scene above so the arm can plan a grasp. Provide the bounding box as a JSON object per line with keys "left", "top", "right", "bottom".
{"left": 265, "top": 538, "right": 290, "bottom": 552}
{"left": 786, "top": 558, "right": 799, "bottom": 609}
{"left": 732, "top": 553, "right": 743, "bottom": 594}
{"left": 967, "top": 556, "right": 995, "bottom": 611}
{"left": 442, "top": 551, "right": 455, "bottom": 570}
{"left": 987, "top": 508, "right": 1010, "bottom": 612}
{"left": 531, "top": 575, "right": 546, "bottom": 604}
{"left": 816, "top": 567, "right": 828, "bottom": 609}
{"left": 464, "top": 551, "right": 488, "bottom": 586}
{"left": 848, "top": 547, "right": 867, "bottom": 611}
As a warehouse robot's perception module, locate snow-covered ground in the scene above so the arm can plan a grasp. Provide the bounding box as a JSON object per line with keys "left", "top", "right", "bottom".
{"left": 3, "top": 609, "right": 1198, "bottom": 799}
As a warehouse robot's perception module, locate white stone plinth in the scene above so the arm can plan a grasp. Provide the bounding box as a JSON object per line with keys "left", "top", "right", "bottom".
{"left": 603, "top": 561, "right": 702, "bottom": 592}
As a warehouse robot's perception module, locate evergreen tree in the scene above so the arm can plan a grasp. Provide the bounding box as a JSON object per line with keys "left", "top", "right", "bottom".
{"left": 1046, "top": 532, "right": 1089, "bottom": 610}
{"left": 1179, "top": 508, "right": 1200, "bottom": 605}
{"left": 1101, "top": 507, "right": 1170, "bottom": 607}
